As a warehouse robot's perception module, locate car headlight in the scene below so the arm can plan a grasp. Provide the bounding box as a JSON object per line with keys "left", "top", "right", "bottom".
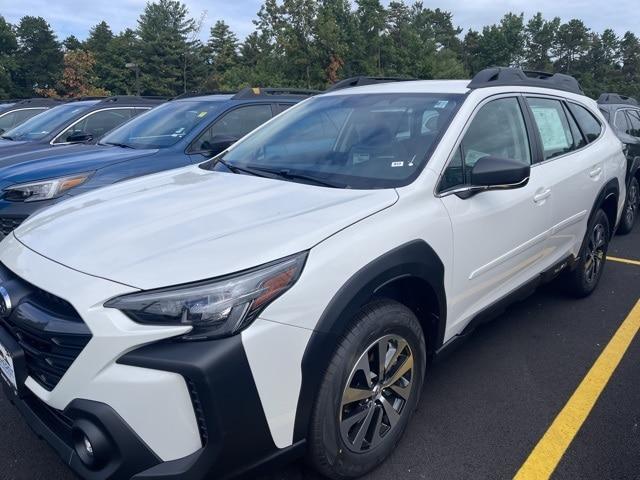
{"left": 104, "top": 252, "right": 307, "bottom": 340}
{"left": 4, "top": 173, "right": 92, "bottom": 202}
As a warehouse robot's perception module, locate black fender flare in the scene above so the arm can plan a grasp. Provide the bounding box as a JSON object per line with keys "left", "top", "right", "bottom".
{"left": 588, "top": 178, "right": 619, "bottom": 234}
{"left": 292, "top": 239, "right": 446, "bottom": 441}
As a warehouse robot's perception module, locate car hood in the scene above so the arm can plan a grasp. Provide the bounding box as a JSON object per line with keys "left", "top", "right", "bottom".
{"left": 0, "top": 145, "right": 158, "bottom": 187}
{"left": 14, "top": 166, "right": 398, "bottom": 289}
{"left": 0, "top": 139, "right": 31, "bottom": 150}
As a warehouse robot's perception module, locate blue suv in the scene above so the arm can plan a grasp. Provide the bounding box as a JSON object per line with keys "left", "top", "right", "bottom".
{"left": 0, "top": 88, "right": 316, "bottom": 237}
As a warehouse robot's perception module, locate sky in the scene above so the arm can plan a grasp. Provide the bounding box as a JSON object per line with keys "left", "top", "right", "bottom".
{"left": 2, "top": 0, "right": 639, "bottom": 41}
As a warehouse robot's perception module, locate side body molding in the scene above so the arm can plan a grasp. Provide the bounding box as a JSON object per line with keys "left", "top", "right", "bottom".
{"left": 293, "top": 240, "right": 446, "bottom": 441}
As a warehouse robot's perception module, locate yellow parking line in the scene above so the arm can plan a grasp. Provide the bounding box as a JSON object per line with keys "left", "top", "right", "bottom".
{"left": 514, "top": 299, "right": 640, "bottom": 480}
{"left": 607, "top": 256, "right": 640, "bottom": 267}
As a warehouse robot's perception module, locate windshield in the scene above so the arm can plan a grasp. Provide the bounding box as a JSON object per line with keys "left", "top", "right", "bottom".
{"left": 214, "top": 93, "right": 463, "bottom": 189}
{"left": 1, "top": 102, "right": 96, "bottom": 141}
{"left": 100, "top": 100, "right": 226, "bottom": 149}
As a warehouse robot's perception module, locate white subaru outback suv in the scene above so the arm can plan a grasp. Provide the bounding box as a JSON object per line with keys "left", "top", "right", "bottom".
{"left": 0, "top": 68, "right": 627, "bottom": 480}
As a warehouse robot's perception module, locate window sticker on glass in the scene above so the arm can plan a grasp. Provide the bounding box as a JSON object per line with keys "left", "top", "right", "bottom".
{"left": 434, "top": 101, "right": 449, "bottom": 109}
{"left": 531, "top": 106, "right": 570, "bottom": 151}
{"left": 197, "top": 111, "right": 208, "bottom": 118}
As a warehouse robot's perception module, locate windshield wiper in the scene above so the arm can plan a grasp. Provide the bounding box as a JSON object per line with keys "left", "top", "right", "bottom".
{"left": 1, "top": 135, "right": 14, "bottom": 141}
{"left": 214, "top": 158, "right": 268, "bottom": 178}
{"left": 249, "top": 166, "right": 341, "bottom": 188}
{"left": 101, "top": 141, "right": 134, "bottom": 149}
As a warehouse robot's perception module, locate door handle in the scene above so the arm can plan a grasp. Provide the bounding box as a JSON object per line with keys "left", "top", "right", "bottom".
{"left": 533, "top": 188, "right": 552, "bottom": 204}
{"left": 589, "top": 166, "right": 603, "bottom": 178}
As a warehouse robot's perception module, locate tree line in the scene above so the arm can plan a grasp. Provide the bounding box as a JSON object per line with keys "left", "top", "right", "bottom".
{"left": 1, "top": 0, "right": 640, "bottom": 100}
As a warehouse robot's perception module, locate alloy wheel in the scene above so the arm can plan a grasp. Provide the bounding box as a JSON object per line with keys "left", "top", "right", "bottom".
{"left": 624, "top": 180, "right": 638, "bottom": 227}
{"left": 585, "top": 222, "right": 606, "bottom": 284}
{"left": 339, "top": 334, "right": 414, "bottom": 453}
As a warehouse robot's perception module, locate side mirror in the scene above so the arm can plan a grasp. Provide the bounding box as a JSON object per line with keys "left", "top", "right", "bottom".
{"left": 470, "top": 155, "right": 530, "bottom": 190}
{"left": 66, "top": 131, "right": 94, "bottom": 144}
{"left": 199, "top": 135, "right": 239, "bottom": 156}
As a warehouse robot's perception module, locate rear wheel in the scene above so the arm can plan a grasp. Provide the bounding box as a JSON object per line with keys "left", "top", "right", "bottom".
{"left": 565, "top": 209, "right": 610, "bottom": 297}
{"left": 618, "top": 176, "right": 639, "bottom": 235}
{"left": 307, "top": 299, "right": 426, "bottom": 479}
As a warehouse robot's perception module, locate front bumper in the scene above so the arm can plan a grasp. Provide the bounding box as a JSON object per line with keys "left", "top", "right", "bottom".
{"left": 3, "top": 334, "right": 305, "bottom": 480}
{"left": 0, "top": 234, "right": 305, "bottom": 479}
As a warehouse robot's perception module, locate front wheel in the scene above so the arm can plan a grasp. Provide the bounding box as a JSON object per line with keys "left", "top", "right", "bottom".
{"left": 564, "top": 209, "right": 610, "bottom": 297}
{"left": 307, "top": 299, "right": 426, "bottom": 479}
{"left": 617, "top": 176, "right": 639, "bottom": 235}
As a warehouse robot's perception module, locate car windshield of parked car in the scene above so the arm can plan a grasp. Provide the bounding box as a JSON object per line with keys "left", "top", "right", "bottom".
{"left": 1, "top": 102, "right": 97, "bottom": 141}
{"left": 100, "top": 100, "right": 227, "bottom": 149}
{"left": 213, "top": 93, "right": 463, "bottom": 189}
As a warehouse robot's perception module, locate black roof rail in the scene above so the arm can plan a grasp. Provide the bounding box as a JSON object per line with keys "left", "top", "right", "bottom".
{"left": 67, "top": 96, "right": 108, "bottom": 102}
{"left": 12, "top": 98, "right": 65, "bottom": 107}
{"left": 597, "top": 93, "right": 638, "bottom": 106}
{"left": 232, "top": 87, "right": 320, "bottom": 100}
{"left": 96, "top": 95, "right": 166, "bottom": 105}
{"left": 468, "top": 67, "right": 584, "bottom": 95}
{"left": 174, "top": 90, "right": 238, "bottom": 100}
{"left": 327, "top": 76, "right": 415, "bottom": 92}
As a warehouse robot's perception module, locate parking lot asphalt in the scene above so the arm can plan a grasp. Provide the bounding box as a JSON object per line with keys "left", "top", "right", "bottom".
{"left": 0, "top": 226, "right": 638, "bottom": 480}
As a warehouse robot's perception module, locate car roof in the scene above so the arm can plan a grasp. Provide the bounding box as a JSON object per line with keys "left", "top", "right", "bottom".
{"left": 82, "top": 96, "right": 166, "bottom": 110}
{"left": 322, "top": 80, "right": 471, "bottom": 96}
{"left": 174, "top": 94, "right": 235, "bottom": 103}
{"left": 173, "top": 87, "right": 319, "bottom": 104}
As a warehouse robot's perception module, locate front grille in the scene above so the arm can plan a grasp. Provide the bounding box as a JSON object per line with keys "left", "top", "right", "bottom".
{"left": 186, "top": 378, "right": 208, "bottom": 445}
{"left": 0, "top": 216, "right": 26, "bottom": 236}
{"left": 0, "top": 265, "right": 91, "bottom": 391}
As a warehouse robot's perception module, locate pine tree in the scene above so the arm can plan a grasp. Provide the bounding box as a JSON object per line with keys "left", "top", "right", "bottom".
{"left": 0, "top": 16, "right": 17, "bottom": 98}
{"left": 14, "top": 16, "right": 63, "bottom": 96}
{"left": 136, "top": 0, "right": 197, "bottom": 96}
{"left": 205, "top": 20, "right": 239, "bottom": 88}
{"left": 524, "top": 13, "right": 560, "bottom": 72}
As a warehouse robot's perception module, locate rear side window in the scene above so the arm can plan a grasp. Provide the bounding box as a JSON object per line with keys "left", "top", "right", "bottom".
{"left": 440, "top": 97, "right": 530, "bottom": 191}
{"left": 276, "top": 103, "right": 294, "bottom": 114}
{"left": 614, "top": 110, "right": 630, "bottom": 132}
{"left": 567, "top": 103, "right": 602, "bottom": 143}
{"left": 626, "top": 110, "right": 640, "bottom": 137}
{"left": 55, "top": 108, "right": 145, "bottom": 144}
{"left": 190, "top": 104, "right": 273, "bottom": 153}
{"left": 527, "top": 97, "right": 575, "bottom": 160}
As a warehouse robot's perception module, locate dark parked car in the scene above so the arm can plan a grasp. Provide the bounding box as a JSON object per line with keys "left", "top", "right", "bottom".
{"left": 0, "top": 98, "right": 64, "bottom": 134}
{"left": 0, "top": 96, "right": 164, "bottom": 156}
{"left": 0, "top": 88, "right": 316, "bottom": 237}
{"left": 598, "top": 93, "right": 640, "bottom": 233}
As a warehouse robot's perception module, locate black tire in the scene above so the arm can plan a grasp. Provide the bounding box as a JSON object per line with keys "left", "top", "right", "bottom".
{"left": 564, "top": 209, "right": 611, "bottom": 297}
{"left": 307, "top": 299, "right": 426, "bottom": 480}
{"left": 617, "top": 176, "right": 639, "bottom": 235}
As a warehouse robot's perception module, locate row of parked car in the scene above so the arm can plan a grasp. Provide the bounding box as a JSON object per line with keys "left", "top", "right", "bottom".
{"left": 0, "top": 70, "right": 638, "bottom": 480}
{"left": 0, "top": 81, "right": 638, "bottom": 242}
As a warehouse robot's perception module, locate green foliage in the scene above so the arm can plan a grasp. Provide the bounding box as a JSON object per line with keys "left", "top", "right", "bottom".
{"left": 136, "top": 0, "right": 198, "bottom": 96}
{"left": 0, "top": 16, "right": 17, "bottom": 98}
{"left": 14, "top": 16, "right": 63, "bottom": 97}
{"left": 203, "top": 20, "right": 239, "bottom": 89}
{"left": 63, "top": 35, "right": 83, "bottom": 52}
{"left": 3, "top": 6, "right": 640, "bottom": 100}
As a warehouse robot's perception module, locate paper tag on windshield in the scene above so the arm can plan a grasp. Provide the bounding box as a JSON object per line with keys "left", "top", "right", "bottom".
{"left": 391, "top": 161, "right": 404, "bottom": 167}
{"left": 434, "top": 100, "right": 449, "bottom": 109}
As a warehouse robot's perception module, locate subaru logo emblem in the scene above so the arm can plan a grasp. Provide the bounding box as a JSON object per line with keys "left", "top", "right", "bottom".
{"left": 0, "top": 286, "right": 11, "bottom": 317}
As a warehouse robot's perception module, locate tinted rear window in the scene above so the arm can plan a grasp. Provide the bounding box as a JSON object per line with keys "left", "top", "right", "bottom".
{"left": 567, "top": 103, "right": 602, "bottom": 143}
